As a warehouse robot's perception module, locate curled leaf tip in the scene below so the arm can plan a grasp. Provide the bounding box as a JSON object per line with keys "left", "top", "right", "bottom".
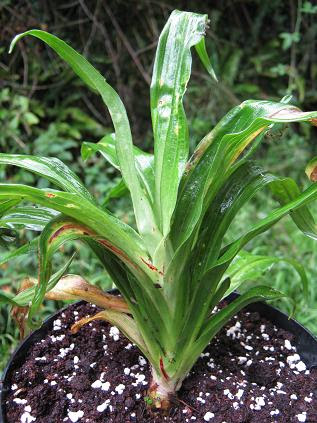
{"left": 8, "top": 38, "right": 17, "bottom": 55}
{"left": 9, "top": 32, "right": 24, "bottom": 54}
{"left": 305, "top": 157, "right": 317, "bottom": 182}
{"left": 309, "top": 167, "right": 317, "bottom": 182}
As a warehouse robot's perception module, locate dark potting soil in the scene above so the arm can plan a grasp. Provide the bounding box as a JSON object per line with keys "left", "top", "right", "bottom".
{"left": 4, "top": 301, "right": 317, "bottom": 423}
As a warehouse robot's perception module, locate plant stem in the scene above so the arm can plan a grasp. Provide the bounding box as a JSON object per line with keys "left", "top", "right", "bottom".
{"left": 148, "top": 366, "right": 180, "bottom": 410}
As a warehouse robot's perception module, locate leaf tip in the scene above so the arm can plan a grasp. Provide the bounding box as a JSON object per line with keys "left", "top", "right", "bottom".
{"left": 305, "top": 157, "right": 317, "bottom": 182}
{"left": 310, "top": 118, "right": 317, "bottom": 127}
{"left": 8, "top": 35, "right": 19, "bottom": 54}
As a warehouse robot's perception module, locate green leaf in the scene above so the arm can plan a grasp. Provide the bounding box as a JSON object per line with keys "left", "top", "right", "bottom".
{"left": 28, "top": 214, "right": 109, "bottom": 323}
{"left": 0, "top": 153, "right": 95, "bottom": 203}
{"left": 26, "top": 213, "right": 169, "bottom": 334}
{"left": 82, "top": 134, "right": 155, "bottom": 204}
{"left": 1, "top": 206, "right": 59, "bottom": 231}
{"left": 24, "top": 111, "right": 39, "bottom": 125}
{"left": 225, "top": 251, "right": 308, "bottom": 299}
{"left": 194, "top": 38, "right": 218, "bottom": 81}
{"left": 177, "top": 179, "right": 317, "bottom": 352}
{"left": 269, "top": 177, "right": 317, "bottom": 240}
{"left": 174, "top": 286, "right": 285, "bottom": 380}
{"left": 180, "top": 286, "right": 285, "bottom": 376}
{"left": 0, "top": 184, "right": 152, "bottom": 278}
{"left": 31, "top": 216, "right": 91, "bottom": 322}
{"left": 0, "top": 238, "right": 39, "bottom": 266}
{"left": 102, "top": 179, "right": 128, "bottom": 206}
{"left": 13, "top": 253, "right": 76, "bottom": 308}
{"left": 200, "top": 286, "right": 285, "bottom": 343}
{"left": 280, "top": 32, "right": 300, "bottom": 50}
{"left": 0, "top": 291, "right": 19, "bottom": 307}
{"left": 151, "top": 10, "right": 212, "bottom": 235}
{"left": 0, "top": 199, "right": 21, "bottom": 215}
{"left": 214, "top": 181, "right": 317, "bottom": 276}
{"left": 172, "top": 100, "right": 317, "bottom": 250}
{"left": 301, "top": 1, "right": 317, "bottom": 14}
{"left": 166, "top": 161, "right": 276, "bottom": 323}
{"left": 192, "top": 161, "right": 277, "bottom": 275}
{"left": 85, "top": 238, "right": 170, "bottom": 364}
{"left": 25, "top": 214, "right": 172, "bottom": 359}
{"left": 81, "top": 134, "right": 119, "bottom": 168}
{"left": 10, "top": 30, "right": 160, "bottom": 252}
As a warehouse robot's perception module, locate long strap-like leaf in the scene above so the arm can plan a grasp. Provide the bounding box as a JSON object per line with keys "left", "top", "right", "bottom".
{"left": 0, "top": 238, "right": 39, "bottom": 266}
{"left": 151, "top": 10, "right": 216, "bottom": 235}
{"left": 0, "top": 153, "right": 95, "bottom": 203}
{"left": 269, "top": 177, "right": 317, "bottom": 239}
{"left": 0, "top": 184, "right": 152, "bottom": 278}
{"left": 175, "top": 286, "right": 285, "bottom": 379}
{"left": 225, "top": 250, "right": 308, "bottom": 298}
{"left": 166, "top": 161, "right": 276, "bottom": 320}
{"left": 10, "top": 30, "right": 160, "bottom": 254}
{"left": 192, "top": 161, "right": 277, "bottom": 275}
{"left": 177, "top": 181, "right": 317, "bottom": 352}
{"left": 1, "top": 206, "right": 59, "bottom": 231}
{"left": 172, "top": 100, "right": 317, "bottom": 250}
{"left": 86, "top": 239, "right": 169, "bottom": 365}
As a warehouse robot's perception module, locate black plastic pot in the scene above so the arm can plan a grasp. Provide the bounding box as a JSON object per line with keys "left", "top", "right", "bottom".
{"left": 1, "top": 294, "right": 317, "bottom": 422}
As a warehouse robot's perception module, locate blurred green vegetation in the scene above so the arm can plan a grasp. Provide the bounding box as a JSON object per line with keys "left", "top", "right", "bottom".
{"left": 1, "top": 0, "right": 317, "bottom": 371}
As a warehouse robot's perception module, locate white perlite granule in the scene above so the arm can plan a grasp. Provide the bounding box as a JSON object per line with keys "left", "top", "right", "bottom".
{"left": 109, "top": 326, "right": 120, "bottom": 341}
{"left": 296, "top": 412, "right": 307, "bottom": 422}
{"left": 53, "top": 319, "right": 62, "bottom": 330}
{"left": 68, "top": 410, "right": 84, "bottom": 422}
{"left": 296, "top": 361, "right": 307, "bottom": 372}
{"left": 21, "top": 411, "right": 36, "bottom": 423}
{"left": 284, "top": 340, "right": 292, "bottom": 350}
{"left": 91, "top": 380, "right": 110, "bottom": 391}
{"left": 115, "top": 384, "right": 125, "bottom": 395}
{"left": 13, "top": 398, "right": 27, "bottom": 405}
{"left": 203, "top": 412, "right": 215, "bottom": 421}
{"left": 255, "top": 397, "right": 265, "bottom": 407}
{"left": 97, "top": 399, "right": 111, "bottom": 412}
{"left": 138, "top": 356, "right": 147, "bottom": 366}
{"left": 226, "top": 321, "right": 241, "bottom": 339}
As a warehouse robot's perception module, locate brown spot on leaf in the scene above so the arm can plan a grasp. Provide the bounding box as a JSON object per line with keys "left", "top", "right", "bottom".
{"left": 141, "top": 258, "right": 164, "bottom": 276}
{"left": 45, "top": 192, "right": 56, "bottom": 198}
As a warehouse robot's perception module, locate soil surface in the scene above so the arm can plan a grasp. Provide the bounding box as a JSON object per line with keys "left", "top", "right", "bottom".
{"left": 3, "top": 301, "right": 317, "bottom": 423}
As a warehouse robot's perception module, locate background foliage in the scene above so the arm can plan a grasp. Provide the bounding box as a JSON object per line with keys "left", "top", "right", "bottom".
{"left": 1, "top": 0, "right": 317, "bottom": 371}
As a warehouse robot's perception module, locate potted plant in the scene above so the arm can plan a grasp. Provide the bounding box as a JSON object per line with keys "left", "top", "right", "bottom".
{"left": 1, "top": 9, "right": 317, "bottom": 423}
